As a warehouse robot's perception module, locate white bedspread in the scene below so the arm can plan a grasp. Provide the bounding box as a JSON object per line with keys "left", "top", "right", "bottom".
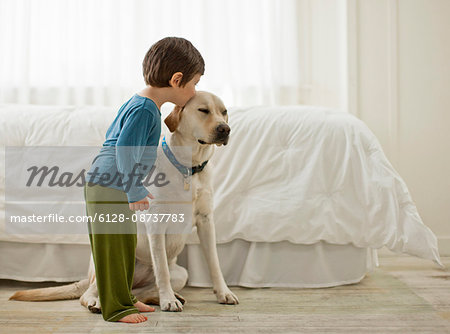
{"left": 193, "top": 105, "right": 443, "bottom": 266}
{"left": 0, "top": 104, "right": 443, "bottom": 267}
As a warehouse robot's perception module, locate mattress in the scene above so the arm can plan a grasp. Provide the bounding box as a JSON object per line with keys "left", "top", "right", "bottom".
{"left": 0, "top": 240, "right": 377, "bottom": 288}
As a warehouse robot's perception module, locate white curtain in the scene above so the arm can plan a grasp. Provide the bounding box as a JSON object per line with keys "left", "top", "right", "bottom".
{"left": 0, "top": 0, "right": 346, "bottom": 109}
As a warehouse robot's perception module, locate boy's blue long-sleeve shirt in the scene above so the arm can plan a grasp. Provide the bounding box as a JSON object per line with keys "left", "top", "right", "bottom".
{"left": 87, "top": 94, "right": 161, "bottom": 203}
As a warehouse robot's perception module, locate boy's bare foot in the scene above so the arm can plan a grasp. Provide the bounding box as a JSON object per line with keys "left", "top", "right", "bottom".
{"left": 118, "top": 313, "right": 147, "bottom": 323}
{"left": 134, "top": 301, "right": 156, "bottom": 312}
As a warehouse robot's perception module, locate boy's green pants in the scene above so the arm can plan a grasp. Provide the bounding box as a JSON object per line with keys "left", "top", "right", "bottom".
{"left": 83, "top": 182, "right": 139, "bottom": 322}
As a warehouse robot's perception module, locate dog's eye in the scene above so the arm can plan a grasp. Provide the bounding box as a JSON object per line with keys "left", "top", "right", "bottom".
{"left": 198, "top": 108, "right": 209, "bottom": 114}
{"left": 222, "top": 110, "right": 228, "bottom": 115}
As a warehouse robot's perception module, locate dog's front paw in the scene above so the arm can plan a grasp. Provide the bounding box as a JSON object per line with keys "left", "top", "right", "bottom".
{"left": 160, "top": 294, "right": 184, "bottom": 312}
{"left": 214, "top": 287, "right": 239, "bottom": 305}
{"left": 174, "top": 291, "right": 186, "bottom": 305}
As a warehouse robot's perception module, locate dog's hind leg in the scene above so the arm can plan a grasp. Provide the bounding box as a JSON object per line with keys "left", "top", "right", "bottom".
{"left": 169, "top": 261, "right": 188, "bottom": 292}
{"left": 80, "top": 279, "right": 101, "bottom": 313}
{"left": 133, "top": 262, "right": 188, "bottom": 306}
{"left": 80, "top": 255, "right": 101, "bottom": 313}
{"left": 132, "top": 285, "right": 160, "bottom": 305}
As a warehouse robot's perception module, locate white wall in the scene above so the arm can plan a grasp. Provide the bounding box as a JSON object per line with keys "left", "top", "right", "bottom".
{"left": 351, "top": 0, "right": 450, "bottom": 255}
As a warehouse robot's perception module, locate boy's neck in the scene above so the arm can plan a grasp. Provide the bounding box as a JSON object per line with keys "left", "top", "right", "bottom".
{"left": 137, "top": 86, "right": 171, "bottom": 111}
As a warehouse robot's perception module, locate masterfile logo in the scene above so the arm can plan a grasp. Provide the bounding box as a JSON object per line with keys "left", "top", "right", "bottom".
{"left": 5, "top": 146, "right": 193, "bottom": 235}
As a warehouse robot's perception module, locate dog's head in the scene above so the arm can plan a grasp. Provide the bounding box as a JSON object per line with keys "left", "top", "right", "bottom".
{"left": 164, "top": 91, "right": 230, "bottom": 146}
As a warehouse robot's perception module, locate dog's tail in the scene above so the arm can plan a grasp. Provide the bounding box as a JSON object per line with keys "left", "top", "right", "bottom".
{"left": 9, "top": 279, "right": 89, "bottom": 301}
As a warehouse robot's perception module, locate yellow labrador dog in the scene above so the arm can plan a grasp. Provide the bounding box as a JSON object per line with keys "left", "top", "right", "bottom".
{"left": 10, "top": 91, "right": 239, "bottom": 312}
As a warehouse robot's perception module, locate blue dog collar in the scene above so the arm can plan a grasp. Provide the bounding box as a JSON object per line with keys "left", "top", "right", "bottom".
{"left": 162, "top": 136, "right": 208, "bottom": 178}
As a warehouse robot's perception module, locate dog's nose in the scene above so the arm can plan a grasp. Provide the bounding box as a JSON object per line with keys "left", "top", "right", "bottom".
{"left": 216, "top": 124, "right": 230, "bottom": 136}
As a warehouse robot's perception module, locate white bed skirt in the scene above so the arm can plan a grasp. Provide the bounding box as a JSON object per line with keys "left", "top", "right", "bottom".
{"left": 0, "top": 241, "right": 91, "bottom": 282}
{"left": 178, "top": 240, "right": 378, "bottom": 288}
{"left": 0, "top": 240, "right": 378, "bottom": 288}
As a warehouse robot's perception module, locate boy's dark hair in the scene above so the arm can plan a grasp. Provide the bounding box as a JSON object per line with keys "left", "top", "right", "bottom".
{"left": 143, "top": 37, "right": 205, "bottom": 88}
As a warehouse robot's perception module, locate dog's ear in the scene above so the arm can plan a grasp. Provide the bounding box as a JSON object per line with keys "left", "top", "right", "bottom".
{"left": 164, "top": 105, "right": 183, "bottom": 132}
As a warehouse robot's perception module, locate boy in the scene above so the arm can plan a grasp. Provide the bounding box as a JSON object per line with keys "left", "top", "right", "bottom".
{"left": 84, "top": 37, "right": 204, "bottom": 323}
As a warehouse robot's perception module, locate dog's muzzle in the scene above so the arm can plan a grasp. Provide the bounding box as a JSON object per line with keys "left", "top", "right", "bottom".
{"left": 214, "top": 123, "right": 231, "bottom": 145}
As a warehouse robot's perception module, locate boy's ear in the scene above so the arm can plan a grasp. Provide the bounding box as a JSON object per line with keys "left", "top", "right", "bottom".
{"left": 169, "top": 72, "right": 183, "bottom": 88}
{"left": 164, "top": 105, "right": 183, "bottom": 132}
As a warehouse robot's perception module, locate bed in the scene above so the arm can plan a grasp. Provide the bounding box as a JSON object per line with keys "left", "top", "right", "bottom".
{"left": 0, "top": 103, "right": 442, "bottom": 288}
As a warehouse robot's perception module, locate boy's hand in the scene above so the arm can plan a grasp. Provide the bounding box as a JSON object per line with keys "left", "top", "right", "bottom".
{"left": 129, "top": 193, "right": 155, "bottom": 211}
